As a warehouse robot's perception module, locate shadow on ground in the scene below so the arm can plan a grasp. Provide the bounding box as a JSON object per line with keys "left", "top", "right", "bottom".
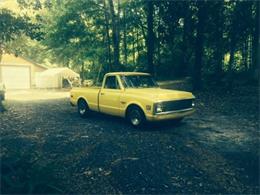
{"left": 0, "top": 85, "right": 259, "bottom": 194}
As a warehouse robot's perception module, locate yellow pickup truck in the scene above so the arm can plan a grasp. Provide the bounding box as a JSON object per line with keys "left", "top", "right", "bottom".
{"left": 70, "top": 72, "right": 195, "bottom": 127}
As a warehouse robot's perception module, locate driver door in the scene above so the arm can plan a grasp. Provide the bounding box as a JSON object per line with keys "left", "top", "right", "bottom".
{"left": 99, "top": 76, "right": 123, "bottom": 116}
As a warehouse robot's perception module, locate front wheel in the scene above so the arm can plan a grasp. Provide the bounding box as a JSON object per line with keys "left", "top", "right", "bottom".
{"left": 77, "top": 99, "right": 89, "bottom": 118}
{"left": 127, "top": 106, "right": 146, "bottom": 128}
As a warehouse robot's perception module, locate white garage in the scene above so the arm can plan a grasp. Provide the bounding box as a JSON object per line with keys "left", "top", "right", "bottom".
{"left": 0, "top": 53, "right": 47, "bottom": 89}
{"left": 1, "top": 66, "right": 30, "bottom": 89}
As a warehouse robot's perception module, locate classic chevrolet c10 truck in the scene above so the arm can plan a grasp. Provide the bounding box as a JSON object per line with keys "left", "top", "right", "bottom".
{"left": 70, "top": 72, "right": 195, "bottom": 127}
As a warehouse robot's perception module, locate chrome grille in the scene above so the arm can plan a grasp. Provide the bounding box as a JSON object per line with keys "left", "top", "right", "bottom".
{"left": 162, "top": 99, "right": 193, "bottom": 112}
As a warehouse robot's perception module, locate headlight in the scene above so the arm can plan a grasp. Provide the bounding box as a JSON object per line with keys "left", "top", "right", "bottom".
{"left": 155, "top": 103, "right": 164, "bottom": 113}
{"left": 192, "top": 99, "right": 195, "bottom": 107}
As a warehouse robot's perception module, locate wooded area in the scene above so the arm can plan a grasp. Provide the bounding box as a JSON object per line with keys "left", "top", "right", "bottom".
{"left": 1, "top": 1, "right": 259, "bottom": 194}
{"left": 0, "top": 0, "right": 259, "bottom": 90}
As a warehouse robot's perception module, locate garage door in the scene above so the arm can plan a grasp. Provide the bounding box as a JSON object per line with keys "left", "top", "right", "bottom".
{"left": 1, "top": 66, "right": 30, "bottom": 89}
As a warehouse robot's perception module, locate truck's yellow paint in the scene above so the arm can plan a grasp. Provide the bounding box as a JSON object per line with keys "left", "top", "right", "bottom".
{"left": 70, "top": 72, "right": 195, "bottom": 121}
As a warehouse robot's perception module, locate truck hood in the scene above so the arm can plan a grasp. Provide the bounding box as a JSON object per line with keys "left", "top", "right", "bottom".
{"left": 125, "top": 88, "right": 195, "bottom": 101}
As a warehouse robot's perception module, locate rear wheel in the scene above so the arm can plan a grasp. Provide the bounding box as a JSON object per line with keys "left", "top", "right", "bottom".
{"left": 77, "top": 99, "right": 89, "bottom": 118}
{"left": 127, "top": 106, "right": 146, "bottom": 128}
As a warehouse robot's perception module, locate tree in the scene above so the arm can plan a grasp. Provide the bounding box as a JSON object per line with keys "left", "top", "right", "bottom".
{"left": 103, "top": 0, "right": 112, "bottom": 71}
{"left": 122, "top": 6, "right": 128, "bottom": 65}
{"left": 108, "top": 0, "right": 120, "bottom": 69}
{"left": 0, "top": 8, "right": 38, "bottom": 61}
{"left": 214, "top": 1, "right": 224, "bottom": 79}
{"left": 146, "top": 0, "right": 155, "bottom": 75}
{"left": 41, "top": 0, "right": 107, "bottom": 76}
{"left": 180, "top": 2, "right": 192, "bottom": 77}
{"left": 193, "top": 1, "right": 206, "bottom": 90}
{"left": 4, "top": 0, "right": 257, "bottom": 87}
{"left": 252, "top": 1, "right": 259, "bottom": 79}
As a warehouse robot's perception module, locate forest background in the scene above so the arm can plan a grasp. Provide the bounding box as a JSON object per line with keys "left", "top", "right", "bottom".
{"left": 0, "top": 0, "right": 259, "bottom": 90}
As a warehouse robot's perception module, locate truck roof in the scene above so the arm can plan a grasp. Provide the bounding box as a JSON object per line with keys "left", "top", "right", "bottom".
{"left": 105, "top": 72, "right": 151, "bottom": 76}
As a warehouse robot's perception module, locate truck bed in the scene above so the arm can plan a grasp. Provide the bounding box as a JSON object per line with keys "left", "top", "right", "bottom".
{"left": 70, "top": 86, "right": 101, "bottom": 111}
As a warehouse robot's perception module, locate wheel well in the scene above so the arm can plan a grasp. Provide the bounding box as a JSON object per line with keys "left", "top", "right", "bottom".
{"left": 77, "top": 98, "right": 88, "bottom": 106}
{"left": 125, "top": 104, "right": 145, "bottom": 118}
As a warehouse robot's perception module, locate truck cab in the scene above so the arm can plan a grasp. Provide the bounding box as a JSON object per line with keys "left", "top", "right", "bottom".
{"left": 70, "top": 72, "right": 195, "bottom": 127}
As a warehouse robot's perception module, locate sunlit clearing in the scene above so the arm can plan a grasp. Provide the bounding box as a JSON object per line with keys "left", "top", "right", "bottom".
{"left": 5, "top": 90, "right": 69, "bottom": 101}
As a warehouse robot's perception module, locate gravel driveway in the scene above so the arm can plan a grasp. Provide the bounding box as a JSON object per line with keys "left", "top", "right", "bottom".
{"left": 0, "top": 87, "right": 259, "bottom": 194}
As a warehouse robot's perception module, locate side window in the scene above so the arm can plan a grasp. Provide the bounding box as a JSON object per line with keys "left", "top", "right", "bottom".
{"left": 104, "top": 76, "right": 120, "bottom": 89}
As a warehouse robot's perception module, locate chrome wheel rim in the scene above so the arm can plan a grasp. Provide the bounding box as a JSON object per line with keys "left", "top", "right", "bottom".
{"left": 79, "top": 108, "right": 86, "bottom": 115}
{"left": 130, "top": 110, "right": 141, "bottom": 126}
{"left": 79, "top": 102, "right": 86, "bottom": 115}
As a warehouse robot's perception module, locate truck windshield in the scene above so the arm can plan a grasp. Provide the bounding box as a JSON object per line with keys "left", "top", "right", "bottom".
{"left": 121, "top": 75, "right": 159, "bottom": 88}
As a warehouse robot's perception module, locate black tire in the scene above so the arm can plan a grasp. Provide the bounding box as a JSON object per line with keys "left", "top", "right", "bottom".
{"left": 77, "top": 99, "right": 89, "bottom": 118}
{"left": 127, "top": 106, "right": 146, "bottom": 128}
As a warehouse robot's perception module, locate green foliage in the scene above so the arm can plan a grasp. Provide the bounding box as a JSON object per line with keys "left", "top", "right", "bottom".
{"left": 40, "top": 0, "right": 108, "bottom": 73}
{"left": 2, "top": 0, "right": 258, "bottom": 86}
{"left": 0, "top": 9, "right": 27, "bottom": 43}
{"left": 0, "top": 7, "right": 43, "bottom": 61}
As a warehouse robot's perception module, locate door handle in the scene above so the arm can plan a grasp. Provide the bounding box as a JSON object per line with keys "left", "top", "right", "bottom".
{"left": 100, "top": 93, "right": 105, "bottom": 95}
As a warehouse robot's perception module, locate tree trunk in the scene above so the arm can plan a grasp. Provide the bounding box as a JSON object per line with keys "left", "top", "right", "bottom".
{"left": 138, "top": 18, "right": 147, "bottom": 42}
{"left": 193, "top": 1, "right": 206, "bottom": 90}
{"left": 156, "top": 10, "right": 162, "bottom": 79}
{"left": 228, "top": 29, "right": 236, "bottom": 89}
{"left": 252, "top": 1, "right": 259, "bottom": 79}
{"left": 132, "top": 29, "right": 136, "bottom": 65}
{"left": 123, "top": 8, "right": 127, "bottom": 65}
{"left": 242, "top": 37, "right": 248, "bottom": 71}
{"left": 180, "top": 2, "right": 191, "bottom": 77}
{"left": 146, "top": 0, "right": 155, "bottom": 75}
{"left": 214, "top": 1, "right": 224, "bottom": 79}
{"left": 108, "top": 0, "right": 120, "bottom": 68}
{"left": 229, "top": 39, "right": 235, "bottom": 73}
{"left": 248, "top": 35, "right": 253, "bottom": 71}
{"left": 136, "top": 29, "right": 140, "bottom": 63}
{"left": 156, "top": 35, "right": 160, "bottom": 78}
{"left": 117, "top": 0, "right": 121, "bottom": 65}
{"left": 96, "top": 62, "right": 103, "bottom": 84}
{"left": 80, "top": 62, "right": 85, "bottom": 81}
{"left": 227, "top": 2, "right": 240, "bottom": 89}
{"left": 103, "top": 0, "right": 112, "bottom": 71}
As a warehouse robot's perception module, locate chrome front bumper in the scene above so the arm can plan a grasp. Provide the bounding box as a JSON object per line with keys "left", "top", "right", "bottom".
{"left": 155, "top": 107, "right": 194, "bottom": 115}
{"left": 147, "top": 108, "right": 195, "bottom": 121}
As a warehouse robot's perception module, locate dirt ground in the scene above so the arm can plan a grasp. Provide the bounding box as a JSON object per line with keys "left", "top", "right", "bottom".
{"left": 0, "top": 86, "right": 259, "bottom": 194}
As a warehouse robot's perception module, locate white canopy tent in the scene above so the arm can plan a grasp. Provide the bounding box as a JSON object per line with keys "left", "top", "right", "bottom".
{"left": 36, "top": 68, "right": 80, "bottom": 88}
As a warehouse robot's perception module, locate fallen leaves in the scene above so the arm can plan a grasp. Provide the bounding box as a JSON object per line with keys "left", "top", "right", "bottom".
{"left": 0, "top": 84, "right": 259, "bottom": 194}
{"left": 111, "top": 157, "right": 139, "bottom": 166}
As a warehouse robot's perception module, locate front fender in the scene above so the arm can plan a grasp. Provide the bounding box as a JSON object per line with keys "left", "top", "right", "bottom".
{"left": 124, "top": 101, "right": 152, "bottom": 118}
